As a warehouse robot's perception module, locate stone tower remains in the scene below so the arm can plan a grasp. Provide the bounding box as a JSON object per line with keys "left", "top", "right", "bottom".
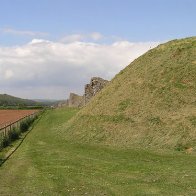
{"left": 84, "top": 77, "right": 109, "bottom": 104}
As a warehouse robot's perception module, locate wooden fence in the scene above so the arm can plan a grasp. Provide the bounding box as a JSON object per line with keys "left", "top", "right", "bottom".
{"left": 0, "top": 111, "right": 39, "bottom": 147}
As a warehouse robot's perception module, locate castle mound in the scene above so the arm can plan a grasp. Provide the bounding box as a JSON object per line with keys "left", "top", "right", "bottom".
{"left": 65, "top": 37, "right": 196, "bottom": 150}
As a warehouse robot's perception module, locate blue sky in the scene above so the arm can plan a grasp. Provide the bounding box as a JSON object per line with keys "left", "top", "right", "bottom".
{"left": 0, "top": 0, "right": 195, "bottom": 99}
{"left": 0, "top": 0, "right": 195, "bottom": 45}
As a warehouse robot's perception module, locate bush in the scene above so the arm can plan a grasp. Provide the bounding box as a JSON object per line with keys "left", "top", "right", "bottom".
{"left": 20, "top": 121, "right": 29, "bottom": 132}
{"left": 1, "top": 135, "right": 10, "bottom": 148}
{"left": 20, "top": 117, "right": 36, "bottom": 133}
{"left": 8, "top": 128, "right": 20, "bottom": 141}
{"left": 0, "top": 128, "right": 20, "bottom": 148}
{"left": 0, "top": 115, "right": 37, "bottom": 150}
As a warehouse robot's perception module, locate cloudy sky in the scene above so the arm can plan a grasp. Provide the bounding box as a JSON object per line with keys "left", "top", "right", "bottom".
{"left": 0, "top": 0, "right": 195, "bottom": 99}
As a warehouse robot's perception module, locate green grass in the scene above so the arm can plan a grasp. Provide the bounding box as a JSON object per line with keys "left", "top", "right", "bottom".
{"left": 0, "top": 108, "right": 196, "bottom": 195}
{"left": 65, "top": 37, "right": 196, "bottom": 150}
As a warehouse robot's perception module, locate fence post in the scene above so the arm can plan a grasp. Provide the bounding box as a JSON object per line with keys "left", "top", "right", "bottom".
{"left": 5, "top": 124, "right": 7, "bottom": 137}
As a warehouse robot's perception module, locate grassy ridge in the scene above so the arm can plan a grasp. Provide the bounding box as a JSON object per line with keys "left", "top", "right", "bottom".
{"left": 0, "top": 94, "right": 37, "bottom": 106}
{"left": 0, "top": 108, "right": 196, "bottom": 195}
{"left": 0, "top": 94, "right": 54, "bottom": 108}
{"left": 65, "top": 37, "right": 196, "bottom": 150}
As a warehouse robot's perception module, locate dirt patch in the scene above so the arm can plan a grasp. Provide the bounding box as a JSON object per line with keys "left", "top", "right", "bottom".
{"left": 0, "top": 110, "right": 39, "bottom": 128}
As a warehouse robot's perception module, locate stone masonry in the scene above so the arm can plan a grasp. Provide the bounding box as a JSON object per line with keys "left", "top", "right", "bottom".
{"left": 58, "top": 77, "right": 109, "bottom": 108}
{"left": 68, "top": 93, "right": 84, "bottom": 107}
{"left": 84, "top": 77, "right": 109, "bottom": 104}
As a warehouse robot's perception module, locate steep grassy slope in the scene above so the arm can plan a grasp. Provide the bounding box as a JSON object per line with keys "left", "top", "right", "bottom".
{"left": 65, "top": 37, "right": 196, "bottom": 150}
{"left": 1, "top": 108, "right": 196, "bottom": 195}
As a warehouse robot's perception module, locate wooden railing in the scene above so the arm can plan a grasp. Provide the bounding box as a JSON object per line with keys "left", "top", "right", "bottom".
{"left": 0, "top": 111, "right": 39, "bottom": 147}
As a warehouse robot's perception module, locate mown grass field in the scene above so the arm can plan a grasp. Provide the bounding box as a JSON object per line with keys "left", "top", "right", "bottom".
{"left": 0, "top": 108, "right": 196, "bottom": 195}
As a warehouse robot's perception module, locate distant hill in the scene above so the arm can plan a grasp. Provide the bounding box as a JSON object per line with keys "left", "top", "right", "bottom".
{"left": 0, "top": 94, "right": 41, "bottom": 107}
{"left": 33, "top": 99, "right": 60, "bottom": 106}
{"left": 65, "top": 37, "right": 196, "bottom": 150}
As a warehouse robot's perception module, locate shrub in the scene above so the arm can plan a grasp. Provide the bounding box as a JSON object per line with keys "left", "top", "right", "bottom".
{"left": 0, "top": 115, "right": 38, "bottom": 150}
{"left": 20, "top": 121, "right": 29, "bottom": 132}
{"left": 20, "top": 116, "right": 36, "bottom": 133}
{"left": 1, "top": 135, "right": 10, "bottom": 148}
{"left": 8, "top": 128, "right": 20, "bottom": 141}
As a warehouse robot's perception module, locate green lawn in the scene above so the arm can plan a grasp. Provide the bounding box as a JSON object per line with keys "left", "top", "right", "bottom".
{"left": 0, "top": 108, "right": 196, "bottom": 195}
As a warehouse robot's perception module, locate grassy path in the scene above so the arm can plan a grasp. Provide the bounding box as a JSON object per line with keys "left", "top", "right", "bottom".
{"left": 0, "top": 108, "right": 196, "bottom": 195}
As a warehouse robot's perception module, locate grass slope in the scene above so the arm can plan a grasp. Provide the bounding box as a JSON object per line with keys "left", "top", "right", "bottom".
{"left": 65, "top": 37, "right": 196, "bottom": 150}
{"left": 0, "top": 108, "right": 196, "bottom": 195}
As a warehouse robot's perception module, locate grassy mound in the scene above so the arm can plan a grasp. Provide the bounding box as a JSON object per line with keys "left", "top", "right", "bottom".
{"left": 65, "top": 37, "right": 196, "bottom": 150}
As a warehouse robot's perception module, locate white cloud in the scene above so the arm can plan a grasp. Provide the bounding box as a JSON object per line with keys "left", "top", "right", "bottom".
{"left": 89, "top": 32, "right": 103, "bottom": 41}
{"left": 1, "top": 28, "right": 48, "bottom": 37}
{"left": 60, "top": 32, "right": 104, "bottom": 43}
{"left": 4, "top": 69, "right": 14, "bottom": 79}
{"left": 0, "top": 39, "right": 160, "bottom": 99}
{"left": 60, "top": 34, "right": 84, "bottom": 43}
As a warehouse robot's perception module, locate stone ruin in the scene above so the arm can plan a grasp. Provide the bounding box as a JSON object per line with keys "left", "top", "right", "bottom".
{"left": 68, "top": 93, "right": 84, "bottom": 107}
{"left": 58, "top": 77, "right": 109, "bottom": 108}
{"left": 84, "top": 77, "right": 109, "bottom": 104}
{"left": 57, "top": 93, "right": 83, "bottom": 108}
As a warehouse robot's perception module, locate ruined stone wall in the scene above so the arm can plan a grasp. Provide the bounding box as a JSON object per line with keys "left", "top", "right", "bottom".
{"left": 56, "top": 93, "right": 83, "bottom": 108}
{"left": 57, "top": 99, "right": 69, "bottom": 108}
{"left": 84, "top": 77, "right": 109, "bottom": 104}
{"left": 68, "top": 93, "right": 84, "bottom": 107}
{"left": 57, "top": 77, "right": 109, "bottom": 108}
